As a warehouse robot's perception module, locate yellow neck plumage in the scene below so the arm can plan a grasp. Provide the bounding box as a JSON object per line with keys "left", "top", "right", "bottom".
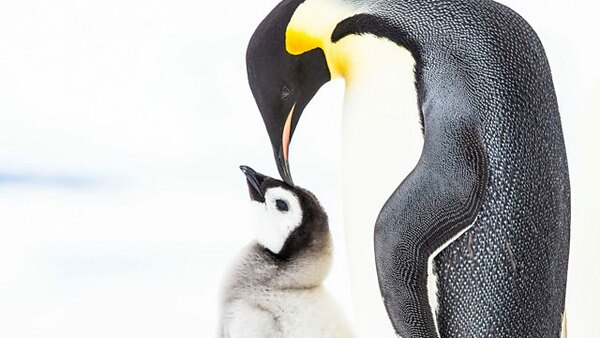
{"left": 285, "top": 0, "right": 362, "bottom": 79}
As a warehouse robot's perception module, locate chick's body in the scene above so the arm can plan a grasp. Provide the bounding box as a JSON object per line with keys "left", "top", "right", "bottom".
{"left": 219, "top": 167, "right": 353, "bottom": 338}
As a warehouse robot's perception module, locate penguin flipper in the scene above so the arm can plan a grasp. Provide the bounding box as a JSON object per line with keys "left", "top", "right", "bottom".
{"left": 374, "top": 115, "right": 487, "bottom": 338}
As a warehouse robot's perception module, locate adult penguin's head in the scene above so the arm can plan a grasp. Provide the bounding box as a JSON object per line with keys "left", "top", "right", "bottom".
{"left": 246, "top": 0, "right": 333, "bottom": 185}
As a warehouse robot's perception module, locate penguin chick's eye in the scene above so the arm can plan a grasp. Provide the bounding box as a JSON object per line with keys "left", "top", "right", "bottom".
{"left": 281, "top": 86, "right": 291, "bottom": 100}
{"left": 275, "top": 199, "right": 289, "bottom": 212}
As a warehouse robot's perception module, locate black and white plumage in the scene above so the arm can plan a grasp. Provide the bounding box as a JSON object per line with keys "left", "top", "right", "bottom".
{"left": 219, "top": 166, "right": 353, "bottom": 338}
{"left": 246, "top": 0, "right": 570, "bottom": 337}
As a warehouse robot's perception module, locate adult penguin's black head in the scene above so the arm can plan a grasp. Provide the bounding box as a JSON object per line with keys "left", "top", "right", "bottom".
{"left": 246, "top": 0, "right": 331, "bottom": 185}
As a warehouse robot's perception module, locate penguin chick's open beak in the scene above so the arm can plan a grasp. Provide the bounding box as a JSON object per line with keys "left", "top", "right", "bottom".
{"left": 240, "top": 165, "right": 266, "bottom": 202}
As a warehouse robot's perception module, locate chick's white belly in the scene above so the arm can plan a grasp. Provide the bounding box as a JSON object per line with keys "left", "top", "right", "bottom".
{"left": 227, "top": 287, "right": 353, "bottom": 338}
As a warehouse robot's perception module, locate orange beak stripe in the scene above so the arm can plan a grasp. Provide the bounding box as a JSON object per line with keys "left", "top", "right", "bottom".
{"left": 282, "top": 103, "right": 296, "bottom": 162}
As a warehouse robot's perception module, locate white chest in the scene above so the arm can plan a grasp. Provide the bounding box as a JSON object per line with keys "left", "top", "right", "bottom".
{"left": 225, "top": 287, "right": 353, "bottom": 338}
{"left": 340, "top": 38, "right": 423, "bottom": 338}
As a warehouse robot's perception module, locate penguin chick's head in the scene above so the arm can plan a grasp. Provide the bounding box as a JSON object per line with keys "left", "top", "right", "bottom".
{"left": 246, "top": 0, "right": 331, "bottom": 185}
{"left": 240, "top": 165, "right": 329, "bottom": 259}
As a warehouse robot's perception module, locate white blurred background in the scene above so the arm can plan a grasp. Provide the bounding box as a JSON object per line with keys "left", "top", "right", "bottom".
{"left": 0, "top": 0, "right": 597, "bottom": 337}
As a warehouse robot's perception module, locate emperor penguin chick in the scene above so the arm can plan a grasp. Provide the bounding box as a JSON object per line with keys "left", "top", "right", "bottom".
{"left": 219, "top": 166, "right": 353, "bottom": 338}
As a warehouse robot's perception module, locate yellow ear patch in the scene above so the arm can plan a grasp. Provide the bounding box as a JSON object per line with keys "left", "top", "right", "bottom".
{"left": 285, "top": 0, "right": 361, "bottom": 78}
{"left": 286, "top": 29, "right": 323, "bottom": 55}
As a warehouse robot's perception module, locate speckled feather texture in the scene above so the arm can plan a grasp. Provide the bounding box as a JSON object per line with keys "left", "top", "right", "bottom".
{"left": 334, "top": 0, "right": 570, "bottom": 337}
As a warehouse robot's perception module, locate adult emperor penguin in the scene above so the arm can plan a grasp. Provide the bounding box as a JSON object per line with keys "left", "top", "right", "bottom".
{"left": 219, "top": 166, "right": 353, "bottom": 338}
{"left": 245, "top": 0, "right": 570, "bottom": 337}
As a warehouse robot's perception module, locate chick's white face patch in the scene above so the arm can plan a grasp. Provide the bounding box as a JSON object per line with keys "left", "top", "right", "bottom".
{"left": 251, "top": 187, "right": 303, "bottom": 254}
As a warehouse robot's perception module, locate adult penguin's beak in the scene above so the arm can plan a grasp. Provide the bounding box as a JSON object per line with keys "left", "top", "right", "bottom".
{"left": 251, "top": 94, "right": 301, "bottom": 187}
{"left": 274, "top": 103, "right": 296, "bottom": 185}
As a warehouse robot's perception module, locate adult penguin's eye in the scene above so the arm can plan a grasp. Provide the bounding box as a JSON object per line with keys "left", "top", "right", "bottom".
{"left": 281, "top": 86, "right": 291, "bottom": 100}
{"left": 275, "top": 199, "right": 289, "bottom": 212}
